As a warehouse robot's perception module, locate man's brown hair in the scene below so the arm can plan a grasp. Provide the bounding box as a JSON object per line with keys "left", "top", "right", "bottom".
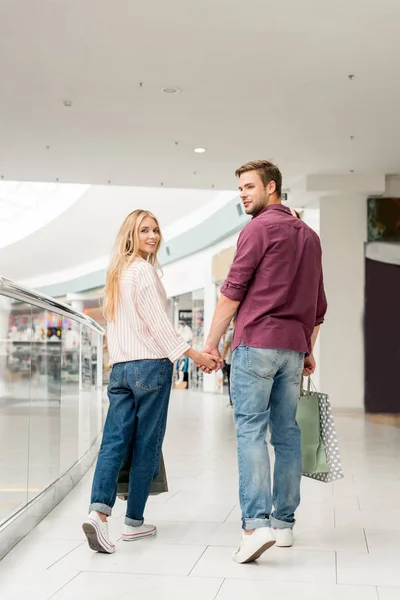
{"left": 235, "top": 160, "right": 282, "bottom": 197}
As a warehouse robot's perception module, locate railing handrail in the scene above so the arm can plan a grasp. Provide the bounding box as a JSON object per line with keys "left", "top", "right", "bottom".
{"left": 0, "top": 276, "right": 104, "bottom": 335}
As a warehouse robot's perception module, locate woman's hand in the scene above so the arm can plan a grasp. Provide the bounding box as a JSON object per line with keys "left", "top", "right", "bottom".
{"left": 195, "top": 352, "right": 217, "bottom": 371}
{"left": 185, "top": 347, "right": 217, "bottom": 372}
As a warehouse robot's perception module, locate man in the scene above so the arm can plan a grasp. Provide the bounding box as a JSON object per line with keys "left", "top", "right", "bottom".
{"left": 203, "top": 160, "right": 327, "bottom": 564}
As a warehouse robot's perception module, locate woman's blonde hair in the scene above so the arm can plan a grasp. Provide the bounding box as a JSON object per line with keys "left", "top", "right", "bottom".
{"left": 103, "top": 209, "right": 162, "bottom": 321}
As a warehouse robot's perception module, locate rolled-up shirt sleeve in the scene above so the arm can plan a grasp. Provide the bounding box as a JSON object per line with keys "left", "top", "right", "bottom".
{"left": 137, "top": 267, "right": 190, "bottom": 363}
{"left": 315, "top": 269, "right": 327, "bottom": 326}
{"left": 220, "top": 220, "right": 269, "bottom": 302}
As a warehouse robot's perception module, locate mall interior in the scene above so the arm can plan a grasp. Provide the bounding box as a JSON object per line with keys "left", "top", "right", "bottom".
{"left": 1, "top": 2, "right": 400, "bottom": 599}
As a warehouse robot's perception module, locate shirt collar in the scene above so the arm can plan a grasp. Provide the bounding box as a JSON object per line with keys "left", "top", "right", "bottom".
{"left": 252, "top": 204, "right": 292, "bottom": 219}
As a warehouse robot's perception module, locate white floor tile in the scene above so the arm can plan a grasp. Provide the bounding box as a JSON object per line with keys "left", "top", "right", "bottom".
{"left": 191, "top": 545, "right": 336, "bottom": 583}
{"left": 358, "top": 494, "right": 400, "bottom": 511}
{"left": 147, "top": 520, "right": 230, "bottom": 546}
{"left": 216, "top": 579, "right": 378, "bottom": 600}
{"left": 337, "top": 551, "right": 400, "bottom": 586}
{"left": 294, "top": 527, "right": 368, "bottom": 553}
{"left": 52, "top": 572, "right": 223, "bottom": 600}
{"left": 145, "top": 499, "right": 235, "bottom": 523}
{"left": 52, "top": 537, "right": 207, "bottom": 576}
{"left": 0, "top": 570, "right": 79, "bottom": 600}
{"left": 377, "top": 587, "right": 400, "bottom": 600}
{"left": 335, "top": 509, "right": 400, "bottom": 531}
{"left": 365, "top": 530, "right": 400, "bottom": 554}
{"left": 0, "top": 538, "right": 84, "bottom": 572}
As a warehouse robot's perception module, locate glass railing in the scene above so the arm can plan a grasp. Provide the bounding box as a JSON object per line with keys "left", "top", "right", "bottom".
{"left": 0, "top": 277, "right": 104, "bottom": 528}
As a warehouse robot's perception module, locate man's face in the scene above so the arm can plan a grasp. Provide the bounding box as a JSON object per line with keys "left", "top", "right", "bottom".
{"left": 238, "top": 170, "right": 275, "bottom": 216}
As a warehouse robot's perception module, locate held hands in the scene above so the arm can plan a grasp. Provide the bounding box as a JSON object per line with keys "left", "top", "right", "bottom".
{"left": 197, "top": 345, "right": 223, "bottom": 374}
{"left": 195, "top": 352, "right": 218, "bottom": 371}
{"left": 303, "top": 354, "right": 316, "bottom": 376}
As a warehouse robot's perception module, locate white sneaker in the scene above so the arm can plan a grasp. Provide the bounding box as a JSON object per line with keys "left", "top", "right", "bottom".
{"left": 273, "top": 528, "right": 294, "bottom": 547}
{"left": 122, "top": 522, "right": 157, "bottom": 541}
{"left": 82, "top": 511, "right": 115, "bottom": 554}
{"left": 232, "top": 527, "right": 275, "bottom": 564}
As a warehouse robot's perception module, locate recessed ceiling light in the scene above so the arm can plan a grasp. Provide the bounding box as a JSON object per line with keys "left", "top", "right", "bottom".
{"left": 194, "top": 147, "right": 206, "bottom": 154}
{"left": 161, "top": 87, "right": 180, "bottom": 95}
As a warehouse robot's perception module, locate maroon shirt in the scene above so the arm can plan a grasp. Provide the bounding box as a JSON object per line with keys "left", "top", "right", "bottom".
{"left": 220, "top": 204, "right": 327, "bottom": 354}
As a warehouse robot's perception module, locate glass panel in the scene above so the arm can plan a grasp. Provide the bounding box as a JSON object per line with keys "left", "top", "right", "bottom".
{"left": 0, "top": 285, "right": 104, "bottom": 525}
{"left": 90, "top": 333, "right": 102, "bottom": 445}
{"left": 28, "top": 309, "right": 61, "bottom": 501}
{"left": 59, "top": 319, "right": 80, "bottom": 473}
{"left": 79, "top": 325, "right": 92, "bottom": 456}
{"left": 191, "top": 289, "right": 205, "bottom": 390}
{"left": 0, "top": 297, "right": 30, "bottom": 524}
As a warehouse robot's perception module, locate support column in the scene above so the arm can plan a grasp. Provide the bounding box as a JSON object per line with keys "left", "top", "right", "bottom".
{"left": 298, "top": 174, "right": 386, "bottom": 411}
{"left": 70, "top": 299, "right": 84, "bottom": 313}
{"left": 319, "top": 194, "right": 367, "bottom": 410}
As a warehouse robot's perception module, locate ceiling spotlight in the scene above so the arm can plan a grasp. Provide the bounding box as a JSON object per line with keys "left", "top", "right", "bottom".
{"left": 194, "top": 147, "right": 206, "bottom": 154}
{"left": 161, "top": 87, "right": 180, "bottom": 95}
{"left": 63, "top": 100, "right": 73, "bottom": 107}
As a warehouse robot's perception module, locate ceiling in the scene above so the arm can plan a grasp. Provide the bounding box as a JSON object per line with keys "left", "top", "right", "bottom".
{"left": 1, "top": 0, "right": 400, "bottom": 191}
{"left": 0, "top": 186, "right": 221, "bottom": 283}
{"left": 0, "top": 181, "right": 89, "bottom": 247}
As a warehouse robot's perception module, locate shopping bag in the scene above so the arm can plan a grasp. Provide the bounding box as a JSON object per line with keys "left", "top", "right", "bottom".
{"left": 297, "top": 378, "right": 328, "bottom": 474}
{"left": 117, "top": 450, "right": 168, "bottom": 498}
{"left": 297, "top": 378, "right": 344, "bottom": 483}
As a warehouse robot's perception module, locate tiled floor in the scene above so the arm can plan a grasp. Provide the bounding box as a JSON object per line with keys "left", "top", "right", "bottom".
{"left": 1, "top": 390, "right": 400, "bottom": 599}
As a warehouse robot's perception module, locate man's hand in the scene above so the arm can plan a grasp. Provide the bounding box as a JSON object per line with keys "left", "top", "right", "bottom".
{"left": 197, "top": 345, "right": 223, "bottom": 374}
{"left": 195, "top": 352, "right": 218, "bottom": 371}
{"left": 303, "top": 354, "right": 316, "bottom": 376}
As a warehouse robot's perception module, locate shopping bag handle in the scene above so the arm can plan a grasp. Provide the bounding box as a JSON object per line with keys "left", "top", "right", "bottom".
{"left": 300, "top": 376, "right": 313, "bottom": 395}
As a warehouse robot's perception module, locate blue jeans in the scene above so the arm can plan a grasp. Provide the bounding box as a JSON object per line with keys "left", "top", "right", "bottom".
{"left": 231, "top": 345, "right": 304, "bottom": 531}
{"left": 90, "top": 359, "right": 173, "bottom": 526}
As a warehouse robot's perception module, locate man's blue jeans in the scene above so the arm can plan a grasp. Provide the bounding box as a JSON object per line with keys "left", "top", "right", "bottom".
{"left": 90, "top": 359, "right": 173, "bottom": 526}
{"left": 231, "top": 345, "right": 304, "bottom": 531}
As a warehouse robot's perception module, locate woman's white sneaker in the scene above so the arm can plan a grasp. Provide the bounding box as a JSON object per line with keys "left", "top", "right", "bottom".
{"left": 232, "top": 527, "right": 275, "bottom": 564}
{"left": 273, "top": 528, "right": 294, "bottom": 547}
{"left": 82, "top": 511, "right": 115, "bottom": 554}
{"left": 122, "top": 523, "right": 157, "bottom": 541}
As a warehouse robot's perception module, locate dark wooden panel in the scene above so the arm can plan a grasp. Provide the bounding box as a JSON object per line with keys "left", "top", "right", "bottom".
{"left": 365, "top": 258, "right": 400, "bottom": 413}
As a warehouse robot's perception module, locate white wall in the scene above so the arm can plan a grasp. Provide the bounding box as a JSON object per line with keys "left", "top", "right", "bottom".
{"left": 162, "top": 233, "right": 240, "bottom": 299}
{"left": 301, "top": 208, "right": 321, "bottom": 390}
{"left": 319, "top": 194, "right": 367, "bottom": 410}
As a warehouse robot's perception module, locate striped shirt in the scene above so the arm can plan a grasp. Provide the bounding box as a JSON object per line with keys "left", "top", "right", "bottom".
{"left": 107, "top": 257, "right": 190, "bottom": 365}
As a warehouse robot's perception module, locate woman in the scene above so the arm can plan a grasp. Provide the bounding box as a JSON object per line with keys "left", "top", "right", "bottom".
{"left": 82, "top": 210, "right": 216, "bottom": 554}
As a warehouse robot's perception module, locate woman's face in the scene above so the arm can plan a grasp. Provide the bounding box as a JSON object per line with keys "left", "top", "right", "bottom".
{"left": 138, "top": 217, "right": 161, "bottom": 258}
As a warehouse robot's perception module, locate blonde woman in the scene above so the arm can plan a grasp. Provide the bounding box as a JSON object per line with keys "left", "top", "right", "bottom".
{"left": 82, "top": 210, "right": 216, "bottom": 554}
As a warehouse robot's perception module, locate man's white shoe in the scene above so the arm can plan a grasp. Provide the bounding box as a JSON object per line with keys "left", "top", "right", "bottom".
{"left": 273, "top": 528, "right": 294, "bottom": 547}
{"left": 232, "top": 527, "right": 275, "bottom": 564}
{"left": 122, "top": 522, "right": 157, "bottom": 541}
{"left": 82, "top": 511, "right": 115, "bottom": 554}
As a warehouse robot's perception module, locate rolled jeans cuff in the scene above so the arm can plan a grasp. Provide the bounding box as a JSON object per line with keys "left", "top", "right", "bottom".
{"left": 242, "top": 517, "right": 271, "bottom": 530}
{"left": 89, "top": 502, "right": 112, "bottom": 517}
{"left": 271, "top": 516, "right": 295, "bottom": 530}
{"left": 125, "top": 516, "right": 144, "bottom": 527}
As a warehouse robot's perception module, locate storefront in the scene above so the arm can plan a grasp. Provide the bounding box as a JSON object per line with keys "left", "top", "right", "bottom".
{"left": 170, "top": 289, "right": 205, "bottom": 390}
